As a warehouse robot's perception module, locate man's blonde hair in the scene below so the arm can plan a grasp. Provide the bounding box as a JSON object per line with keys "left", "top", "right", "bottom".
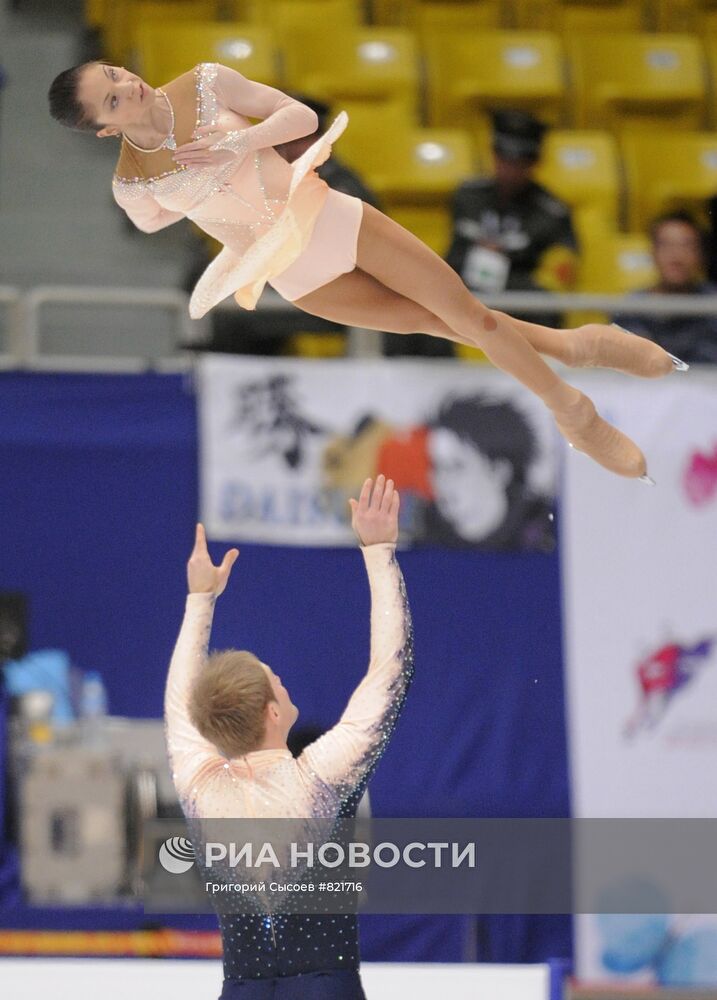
{"left": 189, "top": 650, "right": 274, "bottom": 758}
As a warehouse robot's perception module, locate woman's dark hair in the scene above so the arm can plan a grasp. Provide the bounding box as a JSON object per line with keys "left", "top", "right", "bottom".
{"left": 48, "top": 63, "right": 99, "bottom": 131}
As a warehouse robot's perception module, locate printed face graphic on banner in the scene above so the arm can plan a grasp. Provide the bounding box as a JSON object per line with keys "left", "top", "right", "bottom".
{"left": 427, "top": 428, "right": 511, "bottom": 541}
{"left": 624, "top": 639, "right": 715, "bottom": 739}
{"left": 323, "top": 393, "right": 554, "bottom": 551}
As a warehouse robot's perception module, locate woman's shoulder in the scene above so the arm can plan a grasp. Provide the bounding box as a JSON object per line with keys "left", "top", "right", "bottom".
{"left": 182, "top": 62, "right": 221, "bottom": 86}
{"left": 162, "top": 64, "right": 215, "bottom": 96}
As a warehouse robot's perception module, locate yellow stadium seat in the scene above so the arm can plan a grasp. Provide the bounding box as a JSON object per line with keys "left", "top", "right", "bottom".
{"left": 337, "top": 102, "right": 472, "bottom": 196}
{"left": 372, "top": 0, "right": 502, "bottom": 28}
{"left": 568, "top": 33, "right": 707, "bottom": 133}
{"left": 702, "top": 10, "right": 717, "bottom": 34}
{"left": 272, "top": 0, "right": 364, "bottom": 82}
{"left": 558, "top": 1, "right": 641, "bottom": 32}
{"left": 413, "top": 0, "right": 503, "bottom": 45}
{"left": 85, "top": 0, "right": 108, "bottom": 28}
{"left": 378, "top": 128, "right": 473, "bottom": 253}
{"left": 387, "top": 205, "right": 455, "bottom": 254}
{"left": 388, "top": 129, "right": 474, "bottom": 202}
{"left": 578, "top": 230, "right": 656, "bottom": 294}
{"left": 370, "top": 0, "right": 409, "bottom": 25}
{"left": 236, "top": 0, "right": 360, "bottom": 30}
{"left": 226, "top": 0, "right": 265, "bottom": 19}
{"left": 335, "top": 99, "right": 413, "bottom": 175}
{"left": 514, "top": 0, "right": 642, "bottom": 32}
{"left": 563, "top": 224, "right": 656, "bottom": 326}
{"left": 424, "top": 30, "right": 565, "bottom": 140}
{"left": 135, "top": 22, "right": 278, "bottom": 88}
{"left": 283, "top": 28, "right": 419, "bottom": 115}
{"left": 454, "top": 348, "right": 492, "bottom": 364}
{"left": 622, "top": 131, "right": 717, "bottom": 231}
{"left": 336, "top": 101, "right": 473, "bottom": 252}
{"left": 104, "top": 0, "right": 220, "bottom": 65}
{"left": 703, "top": 37, "right": 717, "bottom": 125}
{"left": 653, "top": 0, "right": 717, "bottom": 32}
{"left": 535, "top": 130, "right": 621, "bottom": 229}
{"left": 286, "top": 333, "right": 348, "bottom": 357}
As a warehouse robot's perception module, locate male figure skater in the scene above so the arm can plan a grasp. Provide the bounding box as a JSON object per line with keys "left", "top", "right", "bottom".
{"left": 165, "top": 475, "right": 412, "bottom": 999}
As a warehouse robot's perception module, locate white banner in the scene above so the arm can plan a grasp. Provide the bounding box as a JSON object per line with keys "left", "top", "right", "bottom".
{"left": 562, "top": 369, "right": 717, "bottom": 986}
{"left": 199, "top": 356, "right": 557, "bottom": 548}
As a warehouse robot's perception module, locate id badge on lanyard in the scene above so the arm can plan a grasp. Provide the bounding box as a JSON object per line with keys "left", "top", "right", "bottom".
{"left": 462, "top": 245, "right": 511, "bottom": 293}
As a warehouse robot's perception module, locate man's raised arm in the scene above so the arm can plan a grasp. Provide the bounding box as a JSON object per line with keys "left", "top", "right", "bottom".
{"left": 164, "top": 524, "right": 239, "bottom": 798}
{"left": 300, "top": 476, "right": 414, "bottom": 801}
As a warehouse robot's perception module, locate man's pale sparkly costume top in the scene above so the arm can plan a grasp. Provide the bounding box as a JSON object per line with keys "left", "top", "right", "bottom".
{"left": 165, "top": 543, "right": 413, "bottom": 979}
{"left": 112, "top": 63, "right": 348, "bottom": 318}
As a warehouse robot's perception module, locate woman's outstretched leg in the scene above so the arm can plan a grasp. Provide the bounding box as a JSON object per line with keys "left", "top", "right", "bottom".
{"left": 352, "top": 204, "right": 649, "bottom": 479}
{"left": 496, "top": 312, "right": 677, "bottom": 378}
{"left": 291, "top": 265, "right": 680, "bottom": 377}
{"left": 291, "top": 267, "right": 460, "bottom": 341}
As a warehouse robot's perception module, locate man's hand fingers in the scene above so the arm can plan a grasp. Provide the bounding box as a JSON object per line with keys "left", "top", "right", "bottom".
{"left": 371, "top": 473, "right": 386, "bottom": 509}
{"left": 390, "top": 489, "right": 400, "bottom": 517}
{"left": 348, "top": 497, "right": 358, "bottom": 515}
{"left": 220, "top": 548, "right": 239, "bottom": 576}
{"left": 192, "top": 522, "right": 207, "bottom": 555}
{"left": 382, "top": 478, "right": 395, "bottom": 512}
{"left": 358, "top": 477, "right": 373, "bottom": 509}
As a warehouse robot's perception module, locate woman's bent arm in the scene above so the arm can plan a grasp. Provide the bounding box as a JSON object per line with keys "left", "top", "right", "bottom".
{"left": 214, "top": 64, "right": 319, "bottom": 151}
{"left": 112, "top": 183, "right": 185, "bottom": 232}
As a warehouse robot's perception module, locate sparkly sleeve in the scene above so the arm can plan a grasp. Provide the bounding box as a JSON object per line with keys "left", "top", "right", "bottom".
{"left": 112, "top": 177, "right": 185, "bottom": 233}
{"left": 164, "top": 592, "right": 223, "bottom": 796}
{"left": 213, "top": 63, "right": 319, "bottom": 151}
{"left": 300, "top": 543, "right": 414, "bottom": 801}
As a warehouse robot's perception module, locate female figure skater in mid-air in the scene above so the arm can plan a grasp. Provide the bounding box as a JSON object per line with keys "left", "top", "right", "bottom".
{"left": 48, "top": 61, "right": 687, "bottom": 480}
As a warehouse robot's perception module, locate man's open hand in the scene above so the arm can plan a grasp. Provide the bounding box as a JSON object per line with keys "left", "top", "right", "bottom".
{"left": 187, "top": 523, "right": 239, "bottom": 595}
{"left": 348, "top": 475, "right": 400, "bottom": 546}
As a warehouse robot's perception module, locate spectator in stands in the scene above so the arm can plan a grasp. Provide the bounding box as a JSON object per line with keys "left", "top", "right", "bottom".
{"left": 445, "top": 110, "right": 578, "bottom": 301}
{"left": 274, "top": 96, "right": 381, "bottom": 210}
{"left": 613, "top": 211, "right": 717, "bottom": 365}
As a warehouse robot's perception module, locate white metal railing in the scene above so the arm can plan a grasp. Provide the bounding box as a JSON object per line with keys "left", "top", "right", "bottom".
{"left": 0, "top": 285, "right": 22, "bottom": 356}
{"left": 481, "top": 292, "right": 717, "bottom": 316}
{"left": 24, "top": 285, "right": 194, "bottom": 360}
{"left": 2, "top": 285, "right": 717, "bottom": 369}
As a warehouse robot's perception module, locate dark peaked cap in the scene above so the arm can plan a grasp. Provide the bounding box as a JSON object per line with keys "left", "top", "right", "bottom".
{"left": 491, "top": 110, "right": 548, "bottom": 161}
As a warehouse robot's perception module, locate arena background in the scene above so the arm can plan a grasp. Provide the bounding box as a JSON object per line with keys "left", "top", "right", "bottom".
{"left": 3, "top": 0, "right": 717, "bottom": 996}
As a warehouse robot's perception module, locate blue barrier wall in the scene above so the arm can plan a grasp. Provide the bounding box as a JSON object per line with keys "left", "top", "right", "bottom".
{"left": 0, "top": 371, "right": 571, "bottom": 962}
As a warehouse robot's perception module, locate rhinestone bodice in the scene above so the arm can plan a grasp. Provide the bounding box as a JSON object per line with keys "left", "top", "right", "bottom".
{"left": 111, "top": 64, "right": 348, "bottom": 314}
{"left": 114, "top": 65, "right": 291, "bottom": 251}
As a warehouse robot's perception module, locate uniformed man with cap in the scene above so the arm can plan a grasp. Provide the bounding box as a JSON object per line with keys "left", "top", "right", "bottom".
{"left": 446, "top": 110, "right": 578, "bottom": 305}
